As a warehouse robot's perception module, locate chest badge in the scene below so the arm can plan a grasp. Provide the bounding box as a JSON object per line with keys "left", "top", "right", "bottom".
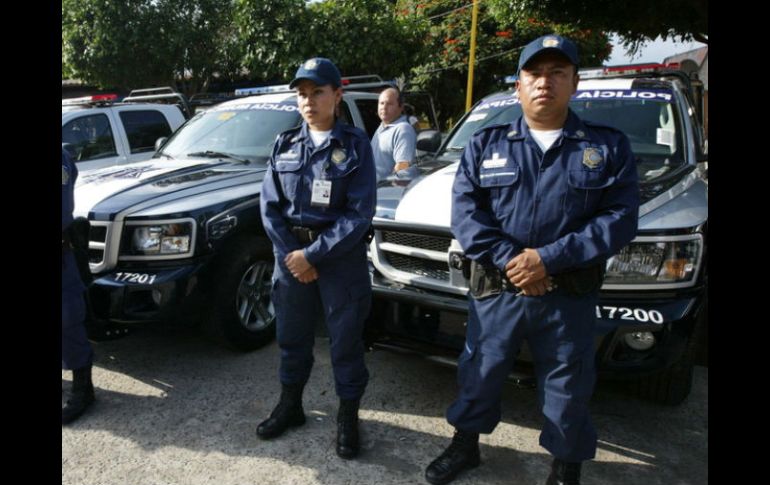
{"left": 62, "top": 166, "right": 69, "bottom": 185}
{"left": 331, "top": 148, "right": 347, "bottom": 164}
{"left": 582, "top": 148, "right": 604, "bottom": 169}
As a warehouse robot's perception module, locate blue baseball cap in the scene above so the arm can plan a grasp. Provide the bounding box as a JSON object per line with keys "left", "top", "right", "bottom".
{"left": 518, "top": 34, "right": 579, "bottom": 73}
{"left": 289, "top": 57, "right": 342, "bottom": 89}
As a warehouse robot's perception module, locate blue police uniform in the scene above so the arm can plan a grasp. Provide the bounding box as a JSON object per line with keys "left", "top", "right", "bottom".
{"left": 260, "top": 121, "right": 376, "bottom": 400}
{"left": 62, "top": 149, "right": 93, "bottom": 371}
{"left": 447, "top": 110, "right": 640, "bottom": 462}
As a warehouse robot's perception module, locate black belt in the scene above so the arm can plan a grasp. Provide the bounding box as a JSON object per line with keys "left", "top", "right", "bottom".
{"left": 290, "top": 226, "right": 322, "bottom": 245}
{"left": 467, "top": 259, "right": 604, "bottom": 299}
{"left": 290, "top": 224, "right": 374, "bottom": 246}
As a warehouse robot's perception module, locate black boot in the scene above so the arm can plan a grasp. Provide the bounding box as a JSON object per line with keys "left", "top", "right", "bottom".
{"left": 546, "top": 458, "right": 582, "bottom": 485}
{"left": 424, "top": 429, "right": 481, "bottom": 485}
{"left": 62, "top": 365, "right": 95, "bottom": 425}
{"left": 256, "top": 383, "right": 306, "bottom": 440}
{"left": 336, "top": 398, "right": 360, "bottom": 459}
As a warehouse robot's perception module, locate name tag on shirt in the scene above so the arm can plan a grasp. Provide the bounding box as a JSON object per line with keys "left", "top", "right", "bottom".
{"left": 311, "top": 179, "right": 332, "bottom": 207}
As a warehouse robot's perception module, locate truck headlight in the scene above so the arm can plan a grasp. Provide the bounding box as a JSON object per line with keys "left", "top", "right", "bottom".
{"left": 603, "top": 235, "right": 703, "bottom": 289}
{"left": 121, "top": 219, "right": 195, "bottom": 259}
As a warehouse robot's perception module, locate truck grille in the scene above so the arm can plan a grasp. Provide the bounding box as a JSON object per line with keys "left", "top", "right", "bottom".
{"left": 382, "top": 231, "right": 452, "bottom": 253}
{"left": 387, "top": 253, "right": 450, "bottom": 281}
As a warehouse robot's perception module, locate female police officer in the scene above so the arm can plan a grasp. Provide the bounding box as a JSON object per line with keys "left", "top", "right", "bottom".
{"left": 257, "top": 58, "right": 376, "bottom": 459}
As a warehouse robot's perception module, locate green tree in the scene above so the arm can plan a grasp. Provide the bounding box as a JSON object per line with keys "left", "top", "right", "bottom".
{"left": 301, "top": 0, "right": 426, "bottom": 80}
{"left": 62, "top": 0, "right": 237, "bottom": 95}
{"left": 63, "top": 0, "right": 173, "bottom": 89}
{"left": 232, "top": 0, "right": 308, "bottom": 83}
{"left": 399, "top": 0, "right": 610, "bottom": 129}
{"left": 164, "top": 0, "right": 242, "bottom": 95}
{"left": 486, "top": 0, "right": 708, "bottom": 55}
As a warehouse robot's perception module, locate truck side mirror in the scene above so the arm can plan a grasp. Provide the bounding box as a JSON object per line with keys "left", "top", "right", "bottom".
{"left": 416, "top": 130, "right": 442, "bottom": 153}
{"left": 154, "top": 137, "right": 168, "bottom": 153}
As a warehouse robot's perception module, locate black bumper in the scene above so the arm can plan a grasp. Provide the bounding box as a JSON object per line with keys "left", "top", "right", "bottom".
{"left": 88, "top": 262, "right": 209, "bottom": 324}
{"left": 369, "top": 270, "right": 706, "bottom": 380}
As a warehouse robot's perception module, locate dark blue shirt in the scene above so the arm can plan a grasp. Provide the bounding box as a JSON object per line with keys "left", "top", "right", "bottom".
{"left": 62, "top": 149, "right": 77, "bottom": 233}
{"left": 62, "top": 148, "right": 85, "bottom": 293}
{"left": 260, "top": 121, "right": 376, "bottom": 266}
{"left": 451, "top": 110, "right": 640, "bottom": 275}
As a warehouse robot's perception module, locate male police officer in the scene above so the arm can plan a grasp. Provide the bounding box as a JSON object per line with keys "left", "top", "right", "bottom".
{"left": 424, "top": 35, "right": 639, "bottom": 485}
{"left": 62, "top": 148, "right": 96, "bottom": 425}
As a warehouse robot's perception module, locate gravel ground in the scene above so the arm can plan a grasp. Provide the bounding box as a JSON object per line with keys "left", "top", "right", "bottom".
{"left": 62, "top": 325, "right": 707, "bottom": 485}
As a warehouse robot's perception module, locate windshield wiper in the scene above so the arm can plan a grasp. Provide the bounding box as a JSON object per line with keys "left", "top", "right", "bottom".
{"left": 186, "top": 151, "right": 249, "bottom": 164}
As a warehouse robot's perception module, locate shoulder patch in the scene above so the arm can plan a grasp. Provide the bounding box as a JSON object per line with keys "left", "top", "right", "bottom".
{"left": 582, "top": 119, "right": 623, "bottom": 133}
{"left": 470, "top": 122, "right": 514, "bottom": 142}
{"left": 276, "top": 126, "right": 302, "bottom": 144}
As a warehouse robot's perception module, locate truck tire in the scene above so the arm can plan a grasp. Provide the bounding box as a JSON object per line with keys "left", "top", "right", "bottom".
{"left": 204, "top": 235, "right": 276, "bottom": 351}
{"left": 634, "top": 310, "right": 705, "bottom": 406}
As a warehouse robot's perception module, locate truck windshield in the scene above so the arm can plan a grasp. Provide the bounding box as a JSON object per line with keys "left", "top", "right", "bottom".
{"left": 158, "top": 102, "right": 302, "bottom": 164}
{"left": 439, "top": 89, "right": 685, "bottom": 183}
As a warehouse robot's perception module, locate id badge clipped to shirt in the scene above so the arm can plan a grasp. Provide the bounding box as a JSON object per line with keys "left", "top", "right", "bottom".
{"left": 311, "top": 178, "right": 332, "bottom": 207}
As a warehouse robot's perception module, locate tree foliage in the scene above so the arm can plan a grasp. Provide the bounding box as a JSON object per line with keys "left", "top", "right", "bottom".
{"left": 300, "top": 0, "right": 426, "bottom": 80}
{"left": 232, "top": 0, "right": 308, "bottom": 82}
{"left": 63, "top": 0, "right": 693, "bottom": 112}
{"left": 62, "top": 0, "right": 237, "bottom": 95}
{"left": 487, "top": 0, "right": 708, "bottom": 55}
{"left": 398, "top": 0, "right": 611, "bottom": 129}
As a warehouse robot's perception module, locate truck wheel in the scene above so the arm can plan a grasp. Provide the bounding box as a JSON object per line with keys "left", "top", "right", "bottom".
{"left": 634, "top": 311, "right": 705, "bottom": 406}
{"left": 205, "top": 236, "right": 276, "bottom": 351}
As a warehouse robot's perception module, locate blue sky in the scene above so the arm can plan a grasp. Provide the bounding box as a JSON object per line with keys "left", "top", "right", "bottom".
{"left": 606, "top": 34, "right": 706, "bottom": 65}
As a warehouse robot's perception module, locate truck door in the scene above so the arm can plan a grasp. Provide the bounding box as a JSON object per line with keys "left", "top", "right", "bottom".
{"left": 61, "top": 110, "right": 127, "bottom": 171}
{"left": 114, "top": 106, "right": 180, "bottom": 165}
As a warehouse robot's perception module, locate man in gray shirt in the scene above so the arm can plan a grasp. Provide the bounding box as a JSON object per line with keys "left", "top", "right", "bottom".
{"left": 371, "top": 87, "right": 417, "bottom": 182}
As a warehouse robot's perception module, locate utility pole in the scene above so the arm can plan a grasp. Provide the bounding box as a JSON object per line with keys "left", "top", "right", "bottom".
{"left": 465, "top": 0, "right": 479, "bottom": 112}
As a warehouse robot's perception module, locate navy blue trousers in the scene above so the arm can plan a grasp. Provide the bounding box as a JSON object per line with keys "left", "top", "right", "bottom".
{"left": 447, "top": 288, "right": 598, "bottom": 462}
{"left": 271, "top": 248, "right": 371, "bottom": 400}
{"left": 62, "top": 251, "right": 93, "bottom": 370}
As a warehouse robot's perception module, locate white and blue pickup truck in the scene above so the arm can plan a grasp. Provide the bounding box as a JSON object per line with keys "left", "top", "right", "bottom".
{"left": 366, "top": 64, "right": 708, "bottom": 405}
{"left": 62, "top": 89, "right": 188, "bottom": 172}
{"left": 73, "top": 84, "right": 392, "bottom": 351}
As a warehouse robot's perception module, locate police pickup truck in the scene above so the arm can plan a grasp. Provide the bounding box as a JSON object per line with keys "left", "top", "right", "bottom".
{"left": 367, "top": 64, "right": 708, "bottom": 405}
{"left": 74, "top": 81, "right": 393, "bottom": 351}
{"left": 62, "top": 87, "right": 189, "bottom": 172}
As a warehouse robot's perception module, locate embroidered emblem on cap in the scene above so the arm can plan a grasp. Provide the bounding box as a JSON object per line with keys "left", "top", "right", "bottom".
{"left": 331, "top": 148, "right": 346, "bottom": 164}
{"left": 304, "top": 59, "right": 319, "bottom": 70}
{"left": 542, "top": 37, "right": 560, "bottom": 48}
{"left": 62, "top": 166, "right": 69, "bottom": 185}
{"left": 582, "top": 147, "right": 604, "bottom": 169}
{"left": 575, "top": 130, "right": 585, "bottom": 138}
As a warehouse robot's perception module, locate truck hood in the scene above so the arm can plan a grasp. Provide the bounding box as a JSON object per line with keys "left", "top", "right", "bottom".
{"left": 376, "top": 160, "right": 707, "bottom": 233}
{"left": 374, "top": 158, "right": 454, "bottom": 222}
{"left": 74, "top": 159, "right": 267, "bottom": 220}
